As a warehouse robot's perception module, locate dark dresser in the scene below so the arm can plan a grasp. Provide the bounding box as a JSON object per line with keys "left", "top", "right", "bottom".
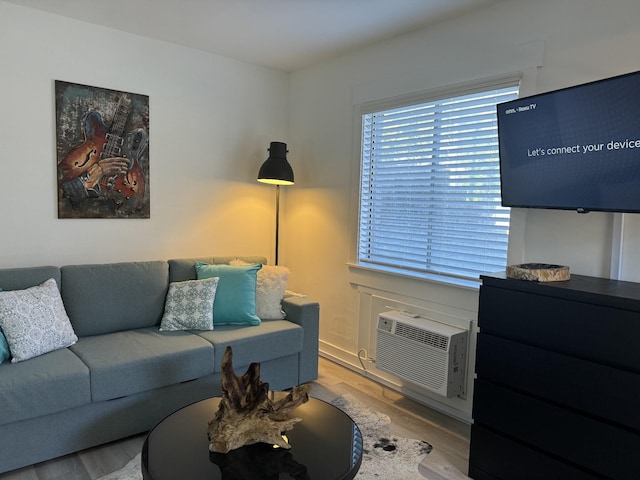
{"left": 468, "top": 273, "right": 640, "bottom": 479}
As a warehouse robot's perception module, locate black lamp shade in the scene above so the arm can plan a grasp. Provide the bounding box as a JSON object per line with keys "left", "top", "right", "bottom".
{"left": 257, "top": 141, "right": 294, "bottom": 185}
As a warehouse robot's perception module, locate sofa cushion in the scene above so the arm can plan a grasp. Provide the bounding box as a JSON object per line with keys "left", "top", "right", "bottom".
{"left": 160, "top": 278, "right": 219, "bottom": 331}
{"left": 0, "top": 279, "right": 78, "bottom": 363}
{"left": 69, "top": 327, "right": 215, "bottom": 401}
{"left": 0, "top": 348, "right": 90, "bottom": 426}
{"left": 195, "top": 262, "right": 262, "bottom": 326}
{"left": 168, "top": 256, "right": 267, "bottom": 283}
{"left": 0, "top": 266, "right": 61, "bottom": 292}
{"left": 61, "top": 261, "right": 169, "bottom": 336}
{"left": 196, "top": 319, "right": 303, "bottom": 373}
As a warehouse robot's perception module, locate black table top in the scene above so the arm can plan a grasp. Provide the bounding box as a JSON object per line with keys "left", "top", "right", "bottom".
{"left": 142, "top": 396, "right": 363, "bottom": 480}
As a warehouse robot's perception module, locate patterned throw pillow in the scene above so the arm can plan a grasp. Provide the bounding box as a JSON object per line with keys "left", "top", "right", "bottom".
{"left": 0, "top": 279, "right": 78, "bottom": 363}
{"left": 160, "top": 277, "right": 219, "bottom": 331}
{"left": 230, "top": 260, "right": 290, "bottom": 319}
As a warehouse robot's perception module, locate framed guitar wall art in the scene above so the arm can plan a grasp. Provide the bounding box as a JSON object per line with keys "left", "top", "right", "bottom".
{"left": 55, "top": 81, "right": 150, "bottom": 218}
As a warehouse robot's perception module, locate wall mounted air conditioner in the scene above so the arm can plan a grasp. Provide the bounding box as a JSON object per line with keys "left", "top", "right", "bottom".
{"left": 375, "top": 310, "right": 468, "bottom": 398}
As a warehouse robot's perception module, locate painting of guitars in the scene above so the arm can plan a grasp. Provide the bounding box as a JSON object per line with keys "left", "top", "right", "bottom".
{"left": 55, "top": 81, "right": 150, "bottom": 218}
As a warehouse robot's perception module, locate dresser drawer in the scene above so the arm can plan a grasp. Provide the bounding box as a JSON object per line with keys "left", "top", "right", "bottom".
{"left": 469, "top": 425, "right": 601, "bottom": 480}
{"left": 473, "top": 379, "right": 640, "bottom": 479}
{"left": 476, "top": 333, "right": 640, "bottom": 430}
{"left": 478, "top": 285, "right": 640, "bottom": 371}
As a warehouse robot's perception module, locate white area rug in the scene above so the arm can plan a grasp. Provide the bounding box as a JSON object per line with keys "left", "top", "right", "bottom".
{"left": 97, "top": 454, "right": 141, "bottom": 480}
{"left": 97, "top": 394, "right": 432, "bottom": 480}
{"left": 333, "top": 393, "right": 432, "bottom": 479}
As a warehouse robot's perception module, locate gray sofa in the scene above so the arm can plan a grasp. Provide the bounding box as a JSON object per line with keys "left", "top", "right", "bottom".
{"left": 0, "top": 256, "right": 319, "bottom": 474}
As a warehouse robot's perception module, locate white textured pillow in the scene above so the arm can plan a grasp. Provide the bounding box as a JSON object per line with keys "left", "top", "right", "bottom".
{"left": 0, "top": 278, "right": 78, "bottom": 363}
{"left": 160, "top": 277, "right": 219, "bottom": 331}
{"left": 230, "top": 260, "right": 290, "bottom": 319}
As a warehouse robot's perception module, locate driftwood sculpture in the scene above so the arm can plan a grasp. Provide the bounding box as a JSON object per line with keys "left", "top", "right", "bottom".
{"left": 208, "top": 346, "right": 312, "bottom": 453}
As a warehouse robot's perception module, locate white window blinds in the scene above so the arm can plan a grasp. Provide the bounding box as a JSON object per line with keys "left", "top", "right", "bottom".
{"left": 358, "top": 83, "right": 519, "bottom": 280}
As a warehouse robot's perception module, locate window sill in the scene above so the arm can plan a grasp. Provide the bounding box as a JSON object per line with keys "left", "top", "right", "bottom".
{"left": 347, "top": 261, "right": 482, "bottom": 292}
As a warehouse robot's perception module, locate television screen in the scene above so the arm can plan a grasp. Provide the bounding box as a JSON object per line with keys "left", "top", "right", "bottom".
{"left": 497, "top": 70, "right": 640, "bottom": 213}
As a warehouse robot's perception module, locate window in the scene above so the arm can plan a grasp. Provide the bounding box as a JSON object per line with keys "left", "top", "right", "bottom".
{"left": 358, "top": 81, "right": 519, "bottom": 281}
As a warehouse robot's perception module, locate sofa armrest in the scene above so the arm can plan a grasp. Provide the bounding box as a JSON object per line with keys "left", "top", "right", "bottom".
{"left": 282, "top": 296, "right": 319, "bottom": 384}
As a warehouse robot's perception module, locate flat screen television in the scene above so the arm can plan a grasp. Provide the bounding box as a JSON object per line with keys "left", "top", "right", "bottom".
{"left": 497, "top": 70, "right": 640, "bottom": 213}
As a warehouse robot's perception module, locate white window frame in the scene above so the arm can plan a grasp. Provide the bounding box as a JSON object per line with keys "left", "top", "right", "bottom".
{"left": 355, "top": 75, "right": 521, "bottom": 283}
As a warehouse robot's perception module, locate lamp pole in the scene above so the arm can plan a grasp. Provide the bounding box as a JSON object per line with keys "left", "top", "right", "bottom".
{"left": 275, "top": 184, "right": 281, "bottom": 265}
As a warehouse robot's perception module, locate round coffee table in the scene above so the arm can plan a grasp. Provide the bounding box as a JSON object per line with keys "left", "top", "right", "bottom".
{"left": 142, "top": 396, "right": 363, "bottom": 480}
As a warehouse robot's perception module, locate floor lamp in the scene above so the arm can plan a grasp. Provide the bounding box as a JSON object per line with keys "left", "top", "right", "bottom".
{"left": 257, "top": 141, "right": 294, "bottom": 265}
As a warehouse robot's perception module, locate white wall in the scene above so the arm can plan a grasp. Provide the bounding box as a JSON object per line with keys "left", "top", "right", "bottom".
{"left": 0, "top": 2, "right": 289, "bottom": 269}
{"left": 287, "top": 0, "right": 640, "bottom": 419}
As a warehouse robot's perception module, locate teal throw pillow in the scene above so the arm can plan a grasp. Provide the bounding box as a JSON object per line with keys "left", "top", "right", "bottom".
{"left": 195, "top": 262, "right": 262, "bottom": 326}
{"left": 0, "top": 287, "right": 8, "bottom": 364}
{"left": 0, "top": 331, "right": 9, "bottom": 364}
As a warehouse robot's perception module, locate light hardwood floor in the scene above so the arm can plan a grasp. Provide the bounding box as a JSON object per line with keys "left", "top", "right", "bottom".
{"left": 0, "top": 357, "right": 471, "bottom": 480}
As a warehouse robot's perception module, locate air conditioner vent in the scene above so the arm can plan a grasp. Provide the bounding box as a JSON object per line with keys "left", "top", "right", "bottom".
{"left": 376, "top": 310, "right": 468, "bottom": 398}
{"left": 395, "top": 322, "right": 449, "bottom": 350}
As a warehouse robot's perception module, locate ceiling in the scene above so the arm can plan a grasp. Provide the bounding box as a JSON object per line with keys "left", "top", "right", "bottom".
{"left": 4, "top": 0, "right": 499, "bottom": 71}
